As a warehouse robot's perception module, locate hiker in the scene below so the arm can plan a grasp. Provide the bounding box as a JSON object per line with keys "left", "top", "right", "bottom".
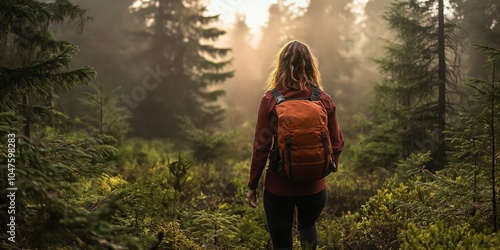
{"left": 246, "top": 40, "right": 344, "bottom": 250}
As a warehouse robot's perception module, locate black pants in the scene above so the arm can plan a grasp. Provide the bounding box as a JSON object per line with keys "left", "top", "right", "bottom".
{"left": 263, "top": 189, "right": 327, "bottom": 250}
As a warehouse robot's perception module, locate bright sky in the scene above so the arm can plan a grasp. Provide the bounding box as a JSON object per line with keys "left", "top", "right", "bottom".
{"left": 205, "top": 0, "right": 308, "bottom": 28}
{"left": 205, "top": 0, "right": 309, "bottom": 45}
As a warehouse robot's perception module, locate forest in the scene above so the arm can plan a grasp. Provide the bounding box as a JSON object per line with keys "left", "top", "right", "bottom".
{"left": 0, "top": 0, "right": 499, "bottom": 249}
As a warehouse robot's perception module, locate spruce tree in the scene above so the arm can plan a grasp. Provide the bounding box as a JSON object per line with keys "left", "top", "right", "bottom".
{"left": 435, "top": 45, "right": 499, "bottom": 234}
{"left": 461, "top": 45, "right": 499, "bottom": 232}
{"left": 437, "top": 0, "right": 447, "bottom": 167}
{"left": 129, "top": 0, "right": 233, "bottom": 138}
{"left": 358, "top": 0, "right": 461, "bottom": 170}
{"left": 0, "top": 0, "right": 96, "bottom": 133}
{"left": 0, "top": 1, "right": 139, "bottom": 248}
{"left": 78, "top": 82, "right": 132, "bottom": 142}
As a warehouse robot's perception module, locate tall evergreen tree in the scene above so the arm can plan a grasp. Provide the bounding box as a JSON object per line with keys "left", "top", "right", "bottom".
{"left": 0, "top": 0, "right": 95, "bottom": 135}
{"left": 437, "top": 0, "right": 447, "bottom": 167}
{"left": 446, "top": 45, "right": 500, "bottom": 233}
{"left": 129, "top": 0, "right": 233, "bottom": 138}
{"left": 356, "top": 0, "right": 461, "bottom": 170}
{"left": 0, "top": 1, "right": 140, "bottom": 248}
{"left": 465, "top": 45, "right": 499, "bottom": 232}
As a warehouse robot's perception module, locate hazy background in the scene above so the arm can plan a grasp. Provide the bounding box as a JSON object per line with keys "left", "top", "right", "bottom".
{"left": 3, "top": 1, "right": 500, "bottom": 248}
{"left": 56, "top": 0, "right": 395, "bottom": 140}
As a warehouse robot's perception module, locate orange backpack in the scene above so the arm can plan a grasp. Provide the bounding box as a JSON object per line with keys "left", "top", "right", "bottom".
{"left": 269, "top": 86, "right": 336, "bottom": 182}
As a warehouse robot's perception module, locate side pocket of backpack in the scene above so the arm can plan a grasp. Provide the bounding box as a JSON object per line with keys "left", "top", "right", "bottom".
{"left": 269, "top": 147, "right": 280, "bottom": 171}
{"left": 269, "top": 147, "right": 285, "bottom": 176}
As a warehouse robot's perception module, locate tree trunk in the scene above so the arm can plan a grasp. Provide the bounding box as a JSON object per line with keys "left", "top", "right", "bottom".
{"left": 436, "top": 0, "right": 447, "bottom": 170}
{"left": 490, "top": 59, "right": 497, "bottom": 232}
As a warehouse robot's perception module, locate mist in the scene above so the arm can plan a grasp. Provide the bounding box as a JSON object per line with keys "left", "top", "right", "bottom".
{"left": 17, "top": 0, "right": 491, "bottom": 141}
{"left": 3, "top": 0, "right": 500, "bottom": 248}
{"left": 52, "top": 0, "right": 397, "bottom": 139}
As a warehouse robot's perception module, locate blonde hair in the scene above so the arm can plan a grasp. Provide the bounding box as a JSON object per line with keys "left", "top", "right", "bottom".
{"left": 265, "top": 40, "right": 323, "bottom": 91}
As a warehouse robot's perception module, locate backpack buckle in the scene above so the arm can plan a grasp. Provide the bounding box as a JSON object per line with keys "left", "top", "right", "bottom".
{"left": 271, "top": 89, "right": 285, "bottom": 104}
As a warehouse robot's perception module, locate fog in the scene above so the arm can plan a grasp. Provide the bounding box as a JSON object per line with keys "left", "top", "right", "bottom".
{"left": 55, "top": 0, "right": 452, "bottom": 138}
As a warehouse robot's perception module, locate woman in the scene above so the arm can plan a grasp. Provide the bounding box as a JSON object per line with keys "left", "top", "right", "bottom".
{"left": 246, "top": 40, "right": 344, "bottom": 250}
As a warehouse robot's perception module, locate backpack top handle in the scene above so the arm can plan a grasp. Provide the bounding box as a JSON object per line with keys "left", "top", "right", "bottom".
{"left": 271, "top": 85, "right": 321, "bottom": 104}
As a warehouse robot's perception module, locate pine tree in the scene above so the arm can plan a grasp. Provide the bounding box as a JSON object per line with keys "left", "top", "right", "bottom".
{"left": 129, "top": 0, "right": 233, "bottom": 138}
{"left": 432, "top": 45, "right": 499, "bottom": 234}
{"left": 358, "top": 0, "right": 461, "bottom": 170}
{"left": 0, "top": 0, "right": 96, "bottom": 135}
{"left": 78, "top": 81, "right": 132, "bottom": 142}
{"left": 0, "top": 1, "right": 140, "bottom": 248}
{"left": 458, "top": 45, "right": 499, "bottom": 232}
{"left": 437, "top": 0, "right": 447, "bottom": 167}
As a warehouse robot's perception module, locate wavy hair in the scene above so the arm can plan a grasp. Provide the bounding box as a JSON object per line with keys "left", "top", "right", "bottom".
{"left": 265, "top": 40, "right": 323, "bottom": 91}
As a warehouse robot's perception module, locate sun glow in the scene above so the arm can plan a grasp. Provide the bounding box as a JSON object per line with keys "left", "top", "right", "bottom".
{"left": 205, "top": 0, "right": 309, "bottom": 46}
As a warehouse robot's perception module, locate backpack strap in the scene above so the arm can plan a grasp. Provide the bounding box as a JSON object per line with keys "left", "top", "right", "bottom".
{"left": 271, "top": 89, "right": 285, "bottom": 104}
{"left": 311, "top": 85, "right": 321, "bottom": 101}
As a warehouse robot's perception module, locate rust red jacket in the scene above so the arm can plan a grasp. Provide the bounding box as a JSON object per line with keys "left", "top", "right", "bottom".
{"left": 248, "top": 86, "right": 344, "bottom": 196}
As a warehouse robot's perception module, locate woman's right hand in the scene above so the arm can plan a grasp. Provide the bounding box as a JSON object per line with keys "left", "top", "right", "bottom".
{"left": 246, "top": 189, "right": 257, "bottom": 208}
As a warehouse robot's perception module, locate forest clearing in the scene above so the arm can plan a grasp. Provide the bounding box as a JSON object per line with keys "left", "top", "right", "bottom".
{"left": 1, "top": 0, "right": 500, "bottom": 249}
